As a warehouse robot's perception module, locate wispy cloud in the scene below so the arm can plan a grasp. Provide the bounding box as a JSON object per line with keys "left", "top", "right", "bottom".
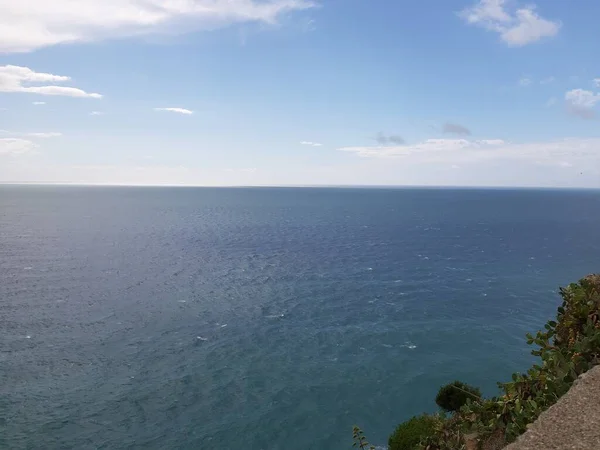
{"left": 545, "top": 97, "right": 557, "bottom": 108}
{"left": 0, "top": 138, "right": 37, "bottom": 155}
{"left": 565, "top": 89, "right": 600, "bottom": 119}
{"left": 225, "top": 167, "right": 258, "bottom": 173}
{"left": 154, "top": 107, "right": 194, "bottom": 115}
{"left": 301, "top": 18, "right": 317, "bottom": 33}
{"left": 300, "top": 141, "right": 323, "bottom": 147}
{"left": 518, "top": 77, "right": 532, "bottom": 87}
{"left": 443, "top": 122, "right": 471, "bottom": 136}
{"left": 340, "top": 139, "right": 504, "bottom": 159}
{"left": 26, "top": 132, "right": 62, "bottom": 138}
{"left": 0, "top": 65, "right": 102, "bottom": 98}
{"left": 90, "top": 111, "right": 104, "bottom": 116}
{"left": 374, "top": 133, "right": 405, "bottom": 145}
{"left": 338, "top": 137, "right": 599, "bottom": 170}
{"left": 540, "top": 76, "right": 555, "bottom": 85}
{"left": 594, "top": 78, "right": 600, "bottom": 88}
{"left": 1, "top": 130, "right": 62, "bottom": 138}
{"left": 460, "top": 0, "right": 560, "bottom": 46}
{"left": 32, "top": 101, "right": 46, "bottom": 105}
{"left": 0, "top": 0, "right": 317, "bottom": 53}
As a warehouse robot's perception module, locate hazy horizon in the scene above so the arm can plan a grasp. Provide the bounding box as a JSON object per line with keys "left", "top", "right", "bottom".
{"left": 2, "top": 182, "right": 599, "bottom": 191}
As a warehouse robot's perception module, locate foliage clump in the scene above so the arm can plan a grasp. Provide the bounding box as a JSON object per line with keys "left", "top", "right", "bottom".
{"left": 435, "top": 381, "right": 481, "bottom": 413}
{"left": 419, "top": 274, "right": 600, "bottom": 450}
{"left": 368, "top": 275, "right": 600, "bottom": 449}
{"left": 388, "top": 414, "right": 438, "bottom": 450}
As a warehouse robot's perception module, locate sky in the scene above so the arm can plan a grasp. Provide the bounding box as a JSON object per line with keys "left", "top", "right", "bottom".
{"left": 0, "top": 0, "right": 599, "bottom": 187}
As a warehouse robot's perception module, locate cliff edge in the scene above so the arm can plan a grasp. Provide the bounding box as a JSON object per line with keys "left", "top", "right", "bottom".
{"left": 503, "top": 364, "right": 600, "bottom": 450}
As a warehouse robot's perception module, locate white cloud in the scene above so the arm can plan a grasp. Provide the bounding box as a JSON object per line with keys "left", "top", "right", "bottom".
{"left": 0, "top": 0, "right": 317, "bottom": 53}
{"left": 502, "top": 8, "right": 561, "bottom": 46}
{"left": 0, "top": 65, "right": 102, "bottom": 98}
{"left": 334, "top": 137, "right": 600, "bottom": 186}
{"left": 2, "top": 138, "right": 599, "bottom": 187}
{"left": 545, "top": 97, "right": 557, "bottom": 107}
{"left": 300, "top": 141, "right": 323, "bottom": 147}
{"left": 90, "top": 111, "right": 104, "bottom": 116}
{"left": 302, "top": 18, "right": 316, "bottom": 33}
{"left": 26, "top": 132, "right": 62, "bottom": 138}
{"left": 540, "top": 76, "right": 555, "bottom": 85}
{"left": 154, "top": 107, "right": 194, "bottom": 115}
{"left": 0, "top": 130, "right": 62, "bottom": 138}
{"left": 565, "top": 89, "right": 600, "bottom": 119}
{"left": 338, "top": 139, "right": 600, "bottom": 164}
{"left": 519, "top": 77, "right": 532, "bottom": 86}
{"left": 32, "top": 101, "right": 46, "bottom": 105}
{"left": 477, "top": 139, "right": 505, "bottom": 146}
{"left": 460, "top": 0, "right": 560, "bottom": 46}
{"left": 340, "top": 139, "right": 505, "bottom": 159}
{"left": 0, "top": 138, "right": 37, "bottom": 155}
{"left": 594, "top": 78, "right": 600, "bottom": 88}
{"left": 565, "top": 89, "right": 600, "bottom": 108}
{"left": 225, "top": 167, "right": 258, "bottom": 173}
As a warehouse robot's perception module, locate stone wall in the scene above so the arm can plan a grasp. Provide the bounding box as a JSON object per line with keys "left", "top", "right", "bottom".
{"left": 502, "top": 365, "right": 600, "bottom": 450}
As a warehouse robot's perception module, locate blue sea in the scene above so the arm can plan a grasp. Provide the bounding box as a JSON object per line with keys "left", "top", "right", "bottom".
{"left": 1, "top": 186, "right": 599, "bottom": 450}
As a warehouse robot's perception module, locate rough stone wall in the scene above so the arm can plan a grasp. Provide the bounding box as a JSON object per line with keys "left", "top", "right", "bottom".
{"left": 502, "top": 365, "right": 600, "bottom": 450}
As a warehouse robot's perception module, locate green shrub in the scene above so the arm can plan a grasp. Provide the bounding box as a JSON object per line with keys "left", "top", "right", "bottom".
{"left": 388, "top": 414, "right": 437, "bottom": 450}
{"left": 419, "top": 274, "right": 600, "bottom": 449}
{"left": 352, "top": 426, "right": 375, "bottom": 450}
{"left": 435, "top": 380, "right": 481, "bottom": 412}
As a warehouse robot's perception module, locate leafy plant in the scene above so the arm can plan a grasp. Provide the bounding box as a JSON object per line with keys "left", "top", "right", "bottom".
{"left": 352, "top": 426, "right": 375, "bottom": 450}
{"left": 419, "top": 274, "right": 600, "bottom": 449}
{"left": 388, "top": 414, "right": 438, "bottom": 450}
{"left": 435, "top": 381, "right": 481, "bottom": 412}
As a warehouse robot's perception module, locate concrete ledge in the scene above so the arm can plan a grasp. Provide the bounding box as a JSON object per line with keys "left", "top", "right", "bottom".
{"left": 503, "top": 365, "right": 600, "bottom": 450}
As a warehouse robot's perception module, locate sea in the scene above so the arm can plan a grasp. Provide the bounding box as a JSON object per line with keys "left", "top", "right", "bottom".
{"left": 1, "top": 186, "right": 599, "bottom": 450}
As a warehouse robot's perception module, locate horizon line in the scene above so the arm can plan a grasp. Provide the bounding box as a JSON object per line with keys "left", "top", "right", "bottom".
{"left": 1, "top": 182, "right": 599, "bottom": 191}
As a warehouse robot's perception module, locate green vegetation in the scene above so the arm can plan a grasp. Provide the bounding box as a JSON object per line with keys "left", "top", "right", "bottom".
{"left": 352, "top": 426, "right": 376, "bottom": 450}
{"left": 435, "top": 381, "right": 481, "bottom": 413}
{"left": 357, "top": 274, "right": 599, "bottom": 450}
{"left": 425, "top": 274, "right": 600, "bottom": 449}
{"left": 388, "top": 415, "right": 438, "bottom": 450}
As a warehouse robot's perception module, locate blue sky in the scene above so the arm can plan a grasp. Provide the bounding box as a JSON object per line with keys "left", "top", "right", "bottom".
{"left": 0, "top": 0, "right": 599, "bottom": 187}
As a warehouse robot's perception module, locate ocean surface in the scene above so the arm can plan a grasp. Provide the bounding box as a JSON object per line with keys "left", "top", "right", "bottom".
{"left": 1, "top": 186, "right": 599, "bottom": 450}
